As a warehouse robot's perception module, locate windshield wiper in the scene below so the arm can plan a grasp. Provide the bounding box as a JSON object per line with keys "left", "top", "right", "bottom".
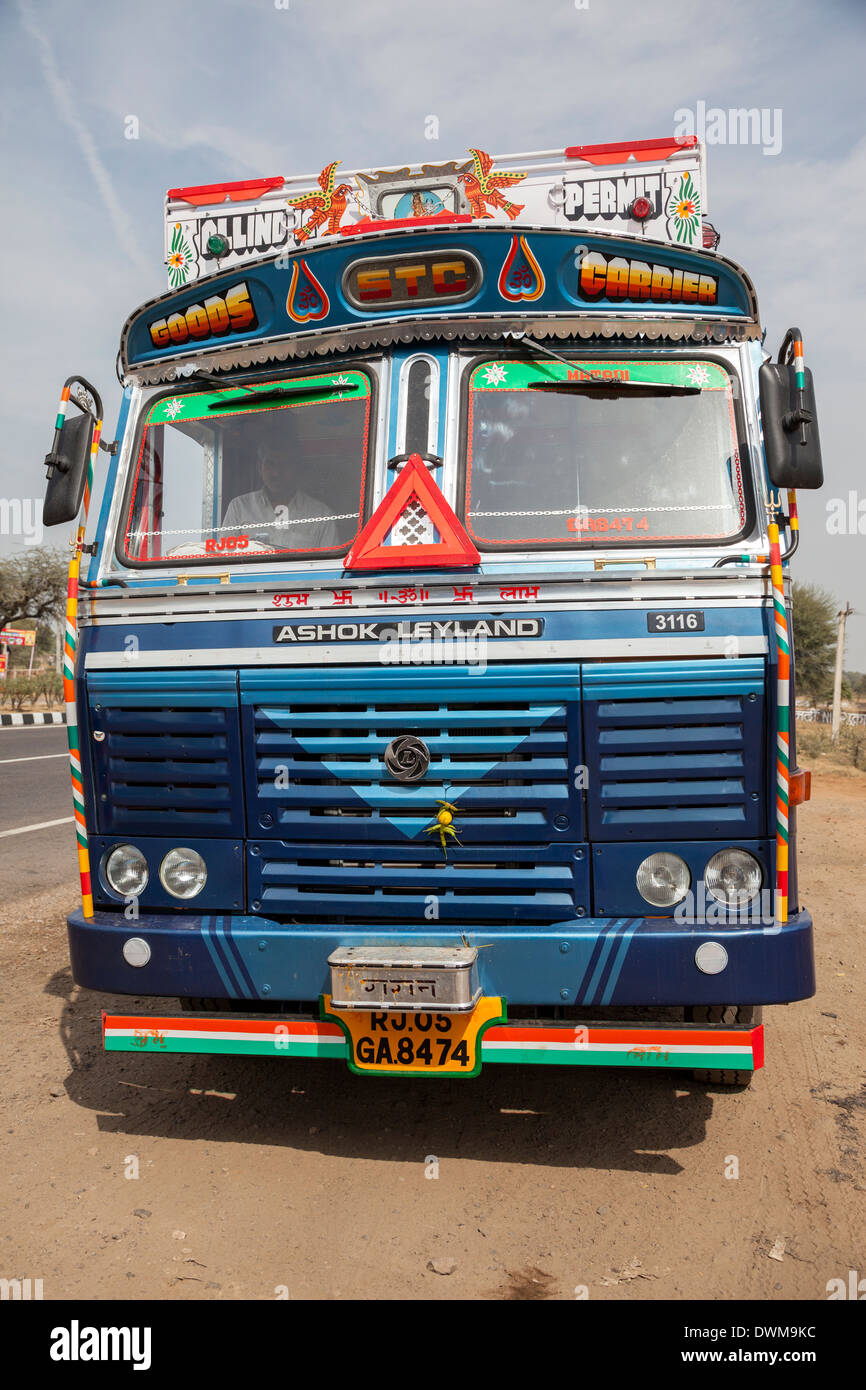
{"left": 207, "top": 382, "right": 359, "bottom": 409}
{"left": 503, "top": 331, "right": 700, "bottom": 392}
{"left": 528, "top": 378, "right": 699, "bottom": 395}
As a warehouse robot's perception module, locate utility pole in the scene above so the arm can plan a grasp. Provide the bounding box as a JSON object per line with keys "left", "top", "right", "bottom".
{"left": 831, "top": 602, "right": 854, "bottom": 742}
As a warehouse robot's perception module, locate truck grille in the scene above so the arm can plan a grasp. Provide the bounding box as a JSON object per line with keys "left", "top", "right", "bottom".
{"left": 240, "top": 665, "right": 582, "bottom": 842}
{"left": 87, "top": 672, "right": 244, "bottom": 836}
{"left": 248, "top": 840, "right": 587, "bottom": 925}
{"left": 582, "top": 659, "right": 766, "bottom": 840}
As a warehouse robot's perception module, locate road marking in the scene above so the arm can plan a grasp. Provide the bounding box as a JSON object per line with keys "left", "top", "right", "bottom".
{"left": 0, "top": 816, "right": 74, "bottom": 839}
{"left": 0, "top": 752, "right": 68, "bottom": 766}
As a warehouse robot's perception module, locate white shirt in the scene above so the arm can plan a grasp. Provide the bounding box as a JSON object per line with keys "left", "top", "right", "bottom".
{"left": 221, "top": 488, "right": 339, "bottom": 550}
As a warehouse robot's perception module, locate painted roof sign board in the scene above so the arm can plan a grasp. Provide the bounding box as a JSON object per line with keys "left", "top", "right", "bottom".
{"left": 164, "top": 138, "right": 708, "bottom": 288}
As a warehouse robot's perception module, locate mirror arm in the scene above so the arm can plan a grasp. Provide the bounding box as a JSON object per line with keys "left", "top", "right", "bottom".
{"left": 777, "top": 328, "right": 809, "bottom": 446}
{"left": 43, "top": 375, "right": 105, "bottom": 481}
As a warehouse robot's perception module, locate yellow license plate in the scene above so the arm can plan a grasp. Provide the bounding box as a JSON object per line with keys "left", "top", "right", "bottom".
{"left": 320, "top": 995, "right": 506, "bottom": 1076}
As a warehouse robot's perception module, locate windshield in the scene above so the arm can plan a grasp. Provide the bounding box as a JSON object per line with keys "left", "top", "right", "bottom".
{"left": 122, "top": 370, "right": 371, "bottom": 564}
{"left": 463, "top": 358, "right": 748, "bottom": 547}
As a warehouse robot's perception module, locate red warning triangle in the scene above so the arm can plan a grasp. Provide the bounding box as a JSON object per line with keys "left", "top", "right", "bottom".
{"left": 344, "top": 454, "right": 480, "bottom": 571}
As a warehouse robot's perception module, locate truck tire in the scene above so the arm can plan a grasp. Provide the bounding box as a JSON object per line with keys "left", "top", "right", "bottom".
{"left": 686, "top": 1005, "right": 761, "bottom": 1087}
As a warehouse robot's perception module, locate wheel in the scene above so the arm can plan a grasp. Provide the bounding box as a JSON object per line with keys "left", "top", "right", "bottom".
{"left": 692, "top": 1068, "right": 754, "bottom": 1088}
{"left": 686, "top": 1005, "right": 761, "bottom": 1086}
{"left": 686, "top": 1005, "right": 761, "bottom": 1026}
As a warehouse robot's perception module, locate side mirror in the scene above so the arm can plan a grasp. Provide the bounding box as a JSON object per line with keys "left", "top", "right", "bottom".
{"left": 42, "top": 378, "right": 103, "bottom": 527}
{"left": 758, "top": 337, "right": 823, "bottom": 490}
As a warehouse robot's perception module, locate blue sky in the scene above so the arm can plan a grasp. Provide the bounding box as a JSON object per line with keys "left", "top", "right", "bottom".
{"left": 2, "top": 0, "right": 864, "bottom": 662}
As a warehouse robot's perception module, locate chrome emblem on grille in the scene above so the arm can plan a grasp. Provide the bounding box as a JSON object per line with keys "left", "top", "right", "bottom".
{"left": 384, "top": 735, "right": 430, "bottom": 783}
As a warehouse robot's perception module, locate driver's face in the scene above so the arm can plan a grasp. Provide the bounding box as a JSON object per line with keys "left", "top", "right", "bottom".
{"left": 258, "top": 449, "right": 284, "bottom": 495}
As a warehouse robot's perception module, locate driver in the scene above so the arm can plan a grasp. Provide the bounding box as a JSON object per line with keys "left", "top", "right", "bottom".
{"left": 221, "top": 442, "right": 339, "bottom": 550}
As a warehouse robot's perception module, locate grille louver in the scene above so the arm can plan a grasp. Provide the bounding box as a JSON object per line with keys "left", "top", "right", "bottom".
{"left": 87, "top": 672, "right": 244, "bottom": 836}
{"left": 248, "top": 840, "right": 586, "bottom": 925}
{"left": 583, "top": 659, "right": 766, "bottom": 840}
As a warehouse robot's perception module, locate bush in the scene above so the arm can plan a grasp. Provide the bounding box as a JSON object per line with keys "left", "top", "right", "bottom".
{"left": 36, "top": 671, "right": 63, "bottom": 705}
{"left": 796, "top": 721, "right": 866, "bottom": 771}
{"left": 2, "top": 676, "right": 41, "bottom": 711}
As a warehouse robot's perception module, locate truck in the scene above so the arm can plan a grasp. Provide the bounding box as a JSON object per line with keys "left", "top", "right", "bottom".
{"left": 42, "top": 135, "right": 823, "bottom": 1082}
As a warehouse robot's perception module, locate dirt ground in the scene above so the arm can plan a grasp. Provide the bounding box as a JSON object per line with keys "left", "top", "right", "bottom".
{"left": 1, "top": 770, "right": 863, "bottom": 1302}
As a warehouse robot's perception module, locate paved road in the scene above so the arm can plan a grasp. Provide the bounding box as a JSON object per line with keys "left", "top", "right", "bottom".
{"left": 0, "top": 725, "right": 78, "bottom": 906}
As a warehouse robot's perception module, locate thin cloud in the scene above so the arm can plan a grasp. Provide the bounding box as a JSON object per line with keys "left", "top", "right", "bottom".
{"left": 16, "top": 0, "right": 150, "bottom": 277}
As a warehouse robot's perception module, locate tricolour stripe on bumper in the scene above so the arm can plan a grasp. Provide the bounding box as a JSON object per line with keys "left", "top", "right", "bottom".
{"left": 103, "top": 1015, "right": 763, "bottom": 1071}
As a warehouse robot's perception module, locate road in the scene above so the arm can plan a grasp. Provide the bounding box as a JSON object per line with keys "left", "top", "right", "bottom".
{"left": 0, "top": 736, "right": 863, "bottom": 1301}
{"left": 0, "top": 726, "right": 77, "bottom": 904}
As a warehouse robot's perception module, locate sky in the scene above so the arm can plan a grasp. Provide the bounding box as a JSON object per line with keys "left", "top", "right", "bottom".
{"left": 1, "top": 0, "right": 864, "bottom": 663}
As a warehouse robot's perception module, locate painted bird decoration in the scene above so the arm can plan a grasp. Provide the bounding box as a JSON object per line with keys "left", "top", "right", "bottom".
{"left": 286, "top": 160, "right": 353, "bottom": 243}
{"left": 458, "top": 148, "right": 526, "bottom": 221}
{"left": 424, "top": 801, "right": 462, "bottom": 857}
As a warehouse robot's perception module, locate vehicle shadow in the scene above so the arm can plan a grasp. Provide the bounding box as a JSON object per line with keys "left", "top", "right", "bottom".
{"left": 49, "top": 970, "right": 722, "bottom": 1175}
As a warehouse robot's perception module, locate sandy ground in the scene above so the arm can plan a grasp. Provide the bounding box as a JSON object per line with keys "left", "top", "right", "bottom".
{"left": 1, "top": 770, "right": 863, "bottom": 1302}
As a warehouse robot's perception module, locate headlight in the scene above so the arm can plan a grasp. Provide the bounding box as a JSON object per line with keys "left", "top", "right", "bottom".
{"left": 636, "top": 852, "right": 690, "bottom": 907}
{"left": 705, "top": 849, "right": 763, "bottom": 907}
{"left": 104, "top": 844, "right": 148, "bottom": 898}
{"left": 159, "top": 847, "right": 207, "bottom": 899}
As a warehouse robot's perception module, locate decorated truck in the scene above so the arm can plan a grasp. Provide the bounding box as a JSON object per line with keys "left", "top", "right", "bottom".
{"left": 43, "top": 136, "right": 823, "bottom": 1081}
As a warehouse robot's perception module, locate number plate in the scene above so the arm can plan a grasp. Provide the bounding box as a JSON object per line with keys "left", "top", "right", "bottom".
{"left": 646, "top": 610, "right": 706, "bottom": 633}
{"left": 320, "top": 994, "right": 506, "bottom": 1077}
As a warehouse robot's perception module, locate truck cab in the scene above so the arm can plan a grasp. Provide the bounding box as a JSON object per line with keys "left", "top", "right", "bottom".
{"left": 43, "top": 137, "right": 823, "bottom": 1080}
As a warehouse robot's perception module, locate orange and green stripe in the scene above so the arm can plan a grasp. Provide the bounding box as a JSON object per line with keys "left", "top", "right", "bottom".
{"left": 54, "top": 383, "right": 71, "bottom": 432}
{"left": 55, "top": 380, "right": 102, "bottom": 920}
{"left": 768, "top": 517, "right": 790, "bottom": 925}
{"left": 482, "top": 1023, "right": 762, "bottom": 1070}
{"left": 103, "top": 1014, "right": 764, "bottom": 1072}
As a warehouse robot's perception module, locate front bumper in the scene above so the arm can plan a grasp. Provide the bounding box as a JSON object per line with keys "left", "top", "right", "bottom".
{"left": 68, "top": 907, "right": 815, "bottom": 1007}
{"left": 102, "top": 1009, "right": 765, "bottom": 1073}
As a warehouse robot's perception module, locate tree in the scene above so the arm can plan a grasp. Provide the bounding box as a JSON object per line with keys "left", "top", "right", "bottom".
{"left": 791, "top": 582, "right": 838, "bottom": 703}
{"left": 0, "top": 548, "right": 68, "bottom": 637}
{"left": 844, "top": 670, "right": 866, "bottom": 700}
